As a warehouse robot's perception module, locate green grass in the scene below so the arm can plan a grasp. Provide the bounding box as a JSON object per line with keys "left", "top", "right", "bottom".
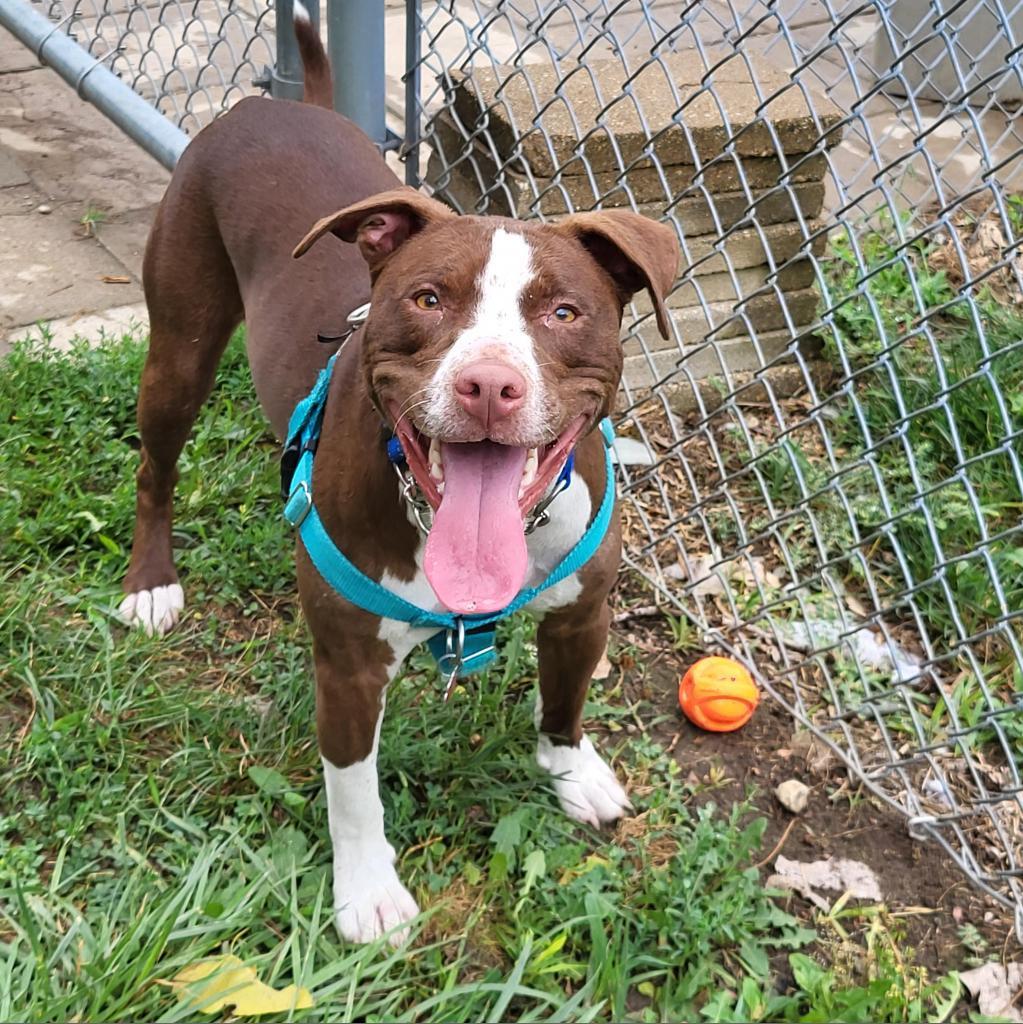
{"left": 0, "top": 332, "right": 966, "bottom": 1021}
{"left": 740, "top": 214, "right": 1023, "bottom": 751}
{"left": 819, "top": 219, "right": 1023, "bottom": 647}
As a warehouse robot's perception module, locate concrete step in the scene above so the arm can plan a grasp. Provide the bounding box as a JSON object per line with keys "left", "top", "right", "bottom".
{"left": 638, "top": 260, "right": 816, "bottom": 312}
{"left": 447, "top": 50, "right": 843, "bottom": 177}
{"left": 678, "top": 220, "right": 826, "bottom": 276}
{"left": 621, "top": 327, "right": 821, "bottom": 391}
{"left": 627, "top": 287, "right": 819, "bottom": 355}
{"left": 428, "top": 109, "right": 828, "bottom": 217}
{"left": 618, "top": 359, "right": 833, "bottom": 414}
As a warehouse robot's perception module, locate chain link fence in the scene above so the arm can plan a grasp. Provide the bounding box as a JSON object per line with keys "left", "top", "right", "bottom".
{"left": 408, "top": 0, "right": 1023, "bottom": 931}
{"left": 39, "top": 0, "right": 274, "bottom": 135}
{"left": 3, "top": 0, "right": 1021, "bottom": 932}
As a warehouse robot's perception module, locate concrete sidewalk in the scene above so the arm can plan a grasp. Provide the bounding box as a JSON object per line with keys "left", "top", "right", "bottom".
{"left": 0, "top": 28, "right": 168, "bottom": 354}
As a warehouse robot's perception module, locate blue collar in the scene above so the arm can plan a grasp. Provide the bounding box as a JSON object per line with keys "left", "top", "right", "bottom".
{"left": 281, "top": 351, "right": 617, "bottom": 690}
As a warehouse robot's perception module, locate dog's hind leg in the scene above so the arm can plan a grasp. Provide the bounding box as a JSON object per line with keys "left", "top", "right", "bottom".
{"left": 120, "top": 198, "right": 243, "bottom": 635}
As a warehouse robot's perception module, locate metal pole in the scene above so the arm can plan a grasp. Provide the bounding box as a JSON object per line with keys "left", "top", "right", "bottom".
{"left": 0, "top": 0, "right": 188, "bottom": 170}
{"left": 403, "top": 0, "right": 420, "bottom": 185}
{"left": 327, "top": 0, "right": 387, "bottom": 146}
{"left": 268, "top": 0, "right": 320, "bottom": 101}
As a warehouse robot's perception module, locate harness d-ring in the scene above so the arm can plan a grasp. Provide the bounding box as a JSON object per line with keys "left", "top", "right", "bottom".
{"left": 439, "top": 619, "right": 466, "bottom": 701}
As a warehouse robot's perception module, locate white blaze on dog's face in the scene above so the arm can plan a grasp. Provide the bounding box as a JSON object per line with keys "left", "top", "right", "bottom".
{"left": 293, "top": 192, "right": 680, "bottom": 616}
{"left": 425, "top": 227, "right": 548, "bottom": 443}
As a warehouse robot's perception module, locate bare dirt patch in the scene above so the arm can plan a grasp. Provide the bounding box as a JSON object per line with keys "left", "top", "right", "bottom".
{"left": 603, "top": 623, "right": 1022, "bottom": 976}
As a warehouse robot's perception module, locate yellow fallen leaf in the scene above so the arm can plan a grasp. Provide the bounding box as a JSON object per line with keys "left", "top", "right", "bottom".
{"left": 558, "top": 854, "right": 610, "bottom": 885}
{"left": 173, "top": 955, "right": 314, "bottom": 1015}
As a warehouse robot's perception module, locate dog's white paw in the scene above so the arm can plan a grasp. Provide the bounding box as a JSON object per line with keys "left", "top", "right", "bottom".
{"left": 537, "top": 734, "right": 633, "bottom": 827}
{"left": 118, "top": 584, "right": 184, "bottom": 636}
{"left": 334, "top": 842, "right": 419, "bottom": 946}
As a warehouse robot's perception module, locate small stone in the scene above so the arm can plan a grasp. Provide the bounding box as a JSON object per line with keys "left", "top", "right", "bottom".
{"left": 776, "top": 779, "right": 810, "bottom": 814}
{"left": 592, "top": 650, "right": 614, "bottom": 679}
{"left": 36, "top": 203, "right": 52, "bottom": 214}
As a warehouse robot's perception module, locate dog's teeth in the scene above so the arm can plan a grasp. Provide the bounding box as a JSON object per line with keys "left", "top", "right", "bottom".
{"left": 437, "top": 481, "right": 444, "bottom": 495}
{"left": 521, "top": 448, "right": 538, "bottom": 486}
{"left": 519, "top": 448, "right": 538, "bottom": 498}
{"left": 428, "top": 438, "right": 444, "bottom": 481}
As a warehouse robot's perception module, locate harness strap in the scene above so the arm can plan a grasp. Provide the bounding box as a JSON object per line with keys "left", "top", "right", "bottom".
{"left": 281, "top": 350, "right": 340, "bottom": 501}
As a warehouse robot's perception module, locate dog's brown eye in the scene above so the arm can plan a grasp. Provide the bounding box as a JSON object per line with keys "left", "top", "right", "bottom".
{"left": 415, "top": 291, "right": 440, "bottom": 311}
{"left": 554, "top": 306, "right": 577, "bottom": 323}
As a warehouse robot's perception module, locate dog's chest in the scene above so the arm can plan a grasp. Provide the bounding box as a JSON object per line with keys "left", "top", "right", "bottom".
{"left": 376, "top": 471, "right": 593, "bottom": 663}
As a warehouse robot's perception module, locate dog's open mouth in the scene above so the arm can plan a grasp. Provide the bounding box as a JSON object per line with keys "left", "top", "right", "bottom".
{"left": 391, "top": 413, "right": 587, "bottom": 615}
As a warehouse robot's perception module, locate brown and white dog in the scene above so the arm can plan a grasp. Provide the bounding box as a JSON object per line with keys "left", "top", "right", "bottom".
{"left": 118, "top": 10, "right": 680, "bottom": 944}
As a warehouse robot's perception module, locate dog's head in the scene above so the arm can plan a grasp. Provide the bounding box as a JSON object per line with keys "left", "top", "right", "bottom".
{"left": 295, "top": 187, "right": 679, "bottom": 614}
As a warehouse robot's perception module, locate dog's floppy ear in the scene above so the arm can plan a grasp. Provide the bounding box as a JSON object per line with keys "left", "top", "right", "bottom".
{"left": 553, "top": 211, "right": 680, "bottom": 339}
{"left": 293, "top": 186, "right": 457, "bottom": 273}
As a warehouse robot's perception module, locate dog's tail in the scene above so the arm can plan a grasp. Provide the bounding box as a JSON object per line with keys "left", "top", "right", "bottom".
{"left": 293, "top": 0, "right": 333, "bottom": 109}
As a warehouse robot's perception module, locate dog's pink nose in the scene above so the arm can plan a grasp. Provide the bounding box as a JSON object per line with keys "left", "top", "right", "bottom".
{"left": 454, "top": 360, "right": 527, "bottom": 427}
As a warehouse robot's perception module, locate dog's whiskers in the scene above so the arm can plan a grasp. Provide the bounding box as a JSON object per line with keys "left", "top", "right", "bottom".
{"left": 393, "top": 387, "right": 432, "bottom": 428}
{"left": 393, "top": 397, "right": 432, "bottom": 434}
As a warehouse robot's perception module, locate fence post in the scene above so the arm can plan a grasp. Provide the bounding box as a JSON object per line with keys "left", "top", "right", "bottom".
{"left": 268, "top": 0, "right": 317, "bottom": 101}
{"left": 327, "top": 0, "right": 387, "bottom": 147}
{"left": 404, "top": 0, "right": 421, "bottom": 185}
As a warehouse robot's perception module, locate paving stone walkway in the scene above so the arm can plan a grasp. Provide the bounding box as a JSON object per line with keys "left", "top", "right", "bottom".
{"left": 0, "top": 28, "right": 165, "bottom": 353}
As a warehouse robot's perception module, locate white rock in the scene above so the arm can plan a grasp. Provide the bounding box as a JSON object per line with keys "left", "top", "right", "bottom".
{"left": 923, "top": 776, "right": 954, "bottom": 808}
{"left": 608, "top": 436, "right": 655, "bottom": 466}
{"left": 960, "top": 962, "right": 1023, "bottom": 1022}
{"left": 775, "top": 779, "right": 810, "bottom": 813}
{"left": 774, "top": 854, "right": 882, "bottom": 902}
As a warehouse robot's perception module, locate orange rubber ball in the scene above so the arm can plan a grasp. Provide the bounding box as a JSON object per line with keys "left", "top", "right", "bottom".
{"left": 679, "top": 656, "right": 759, "bottom": 732}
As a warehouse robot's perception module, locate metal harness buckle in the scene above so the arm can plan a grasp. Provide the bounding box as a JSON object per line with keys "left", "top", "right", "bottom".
{"left": 438, "top": 619, "right": 466, "bottom": 701}
{"left": 283, "top": 302, "right": 371, "bottom": 506}
{"left": 283, "top": 479, "right": 312, "bottom": 527}
{"left": 346, "top": 302, "right": 371, "bottom": 328}
{"left": 436, "top": 620, "right": 498, "bottom": 700}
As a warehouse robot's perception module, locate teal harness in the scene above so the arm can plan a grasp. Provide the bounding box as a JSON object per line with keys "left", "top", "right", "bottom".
{"left": 281, "top": 345, "right": 616, "bottom": 693}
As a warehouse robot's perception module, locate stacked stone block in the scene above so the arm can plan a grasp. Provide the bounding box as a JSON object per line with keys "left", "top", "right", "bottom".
{"left": 426, "top": 51, "right": 842, "bottom": 404}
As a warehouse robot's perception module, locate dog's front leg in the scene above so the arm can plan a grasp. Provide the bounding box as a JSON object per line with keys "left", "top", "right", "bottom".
{"left": 535, "top": 598, "right": 633, "bottom": 827}
{"left": 312, "top": 621, "right": 421, "bottom": 946}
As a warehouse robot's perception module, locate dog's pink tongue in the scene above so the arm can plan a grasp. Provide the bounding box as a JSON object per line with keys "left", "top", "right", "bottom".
{"left": 424, "top": 441, "right": 528, "bottom": 614}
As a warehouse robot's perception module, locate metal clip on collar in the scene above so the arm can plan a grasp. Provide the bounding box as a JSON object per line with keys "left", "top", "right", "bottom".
{"left": 524, "top": 473, "right": 571, "bottom": 534}
{"left": 317, "top": 302, "right": 371, "bottom": 347}
{"left": 393, "top": 461, "right": 434, "bottom": 534}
